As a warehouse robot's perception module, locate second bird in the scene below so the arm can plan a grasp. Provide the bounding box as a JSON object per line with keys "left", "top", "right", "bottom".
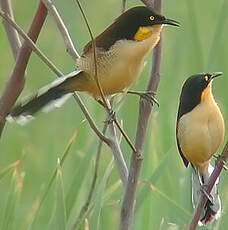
{"left": 9, "top": 6, "right": 179, "bottom": 120}
{"left": 176, "top": 73, "right": 225, "bottom": 224}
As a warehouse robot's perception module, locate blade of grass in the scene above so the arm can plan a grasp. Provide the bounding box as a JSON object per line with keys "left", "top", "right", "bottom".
{"left": 89, "top": 158, "right": 114, "bottom": 230}
{"left": 206, "top": 0, "right": 228, "bottom": 69}
{"left": 140, "top": 179, "right": 191, "bottom": 221}
{"left": 66, "top": 141, "right": 96, "bottom": 217}
{"left": 0, "top": 160, "right": 20, "bottom": 182}
{"left": 84, "top": 218, "right": 89, "bottom": 230}
{"left": 68, "top": 158, "right": 114, "bottom": 230}
{"left": 103, "top": 179, "right": 121, "bottom": 203}
{"left": 136, "top": 148, "right": 173, "bottom": 211}
{"left": 47, "top": 159, "right": 67, "bottom": 230}
{"left": 1, "top": 168, "right": 24, "bottom": 230}
{"left": 27, "top": 129, "right": 78, "bottom": 230}
{"left": 185, "top": 0, "right": 204, "bottom": 69}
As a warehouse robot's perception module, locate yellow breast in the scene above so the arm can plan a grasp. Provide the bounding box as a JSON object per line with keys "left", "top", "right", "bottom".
{"left": 177, "top": 90, "right": 225, "bottom": 172}
{"left": 76, "top": 26, "right": 163, "bottom": 99}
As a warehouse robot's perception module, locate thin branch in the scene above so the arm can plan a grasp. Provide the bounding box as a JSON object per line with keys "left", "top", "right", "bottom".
{"left": 0, "top": 0, "right": 21, "bottom": 59}
{"left": 108, "top": 123, "right": 128, "bottom": 186}
{"left": 75, "top": 0, "right": 108, "bottom": 109}
{"left": 41, "top": 0, "right": 79, "bottom": 60}
{"left": 0, "top": 2, "right": 48, "bottom": 138}
{"left": 188, "top": 140, "right": 228, "bottom": 230}
{"left": 119, "top": 0, "right": 162, "bottom": 229}
{"left": 71, "top": 123, "right": 108, "bottom": 230}
{"left": 72, "top": 94, "right": 110, "bottom": 143}
{"left": 75, "top": 0, "right": 136, "bottom": 154}
{"left": 36, "top": 0, "right": 129, "bottom": 184}
{"left": 0, "top": 10, "right": 62, "bottom": 77}
{"left": 0, "top": 6, "right": 109, "bottom": 144}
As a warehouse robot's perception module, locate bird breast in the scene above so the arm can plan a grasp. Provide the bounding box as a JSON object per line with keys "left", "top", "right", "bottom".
{"left": 76, "top": 26, "right": 162, "bottom": 99}
{"left": 177, "top": 95, "right": 225, "bottom": 171}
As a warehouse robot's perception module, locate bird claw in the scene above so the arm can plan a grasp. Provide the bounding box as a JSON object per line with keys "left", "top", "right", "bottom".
{"left": 213, "top": 154, "right": 227, "bottom": 170}
{"left": 140, "top": 91, "right": 159, "bottom": 107}
{"left": 104, "top": 109, "right": 116, "bottom": 124}
{"left": 200, "top": 185, "right": 213, "bottom": 204}
{"left": 127, "top": 90, "right": 159, "bottom": 107}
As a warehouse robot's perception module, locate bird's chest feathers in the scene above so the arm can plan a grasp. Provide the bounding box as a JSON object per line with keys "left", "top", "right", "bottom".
{"left": 178, "top": 95, "right": 224, "bottom": 164}
{"left": 101, "top": 26, "right": 162, "bottom": 85}
{"left": 77, "top": 28, "right": 161, "bottom": 97}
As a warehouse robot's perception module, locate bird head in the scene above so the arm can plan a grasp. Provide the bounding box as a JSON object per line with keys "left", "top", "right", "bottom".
{"left": 115, "top": 6, "right": 180, "bottom": 42}
{"left": 178, "top": 73, "right": 222, "bottom": 117}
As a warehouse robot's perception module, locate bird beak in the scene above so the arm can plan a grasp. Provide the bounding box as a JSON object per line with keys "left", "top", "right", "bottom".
{"left": 211, "top": 72, "right": 223, "bottom": 79}
{"left": 160, "top": 18, "right": 180, "bottom": 27}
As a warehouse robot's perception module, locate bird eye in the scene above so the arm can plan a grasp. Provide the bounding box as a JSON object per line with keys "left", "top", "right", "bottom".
{"left": 204, "top": 75, "right": 209, "bottom": 82}
{"left": 149, "top": 15, "right": 155, "bottom": 21}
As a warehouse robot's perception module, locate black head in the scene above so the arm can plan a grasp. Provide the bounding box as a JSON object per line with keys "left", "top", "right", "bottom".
{"left": 118, "top": 6, "right": 180, "bottom": 28}
{"left": 177, "top": 72, "right": 222, "bottom": 118}
{"left": 84, "top": 6, "right": 179, "bottom": 52}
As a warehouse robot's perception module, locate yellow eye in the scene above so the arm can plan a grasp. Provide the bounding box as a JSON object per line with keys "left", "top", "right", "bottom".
{"left": 204, "top": 75, "right": 209, "bottom": 81}
{"left": 149, "top": 15, "right": 155, "bottom": 21}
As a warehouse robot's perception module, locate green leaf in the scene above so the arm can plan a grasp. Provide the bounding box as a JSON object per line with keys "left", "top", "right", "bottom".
{"left": 0, "top": 160, "right": 20, "bottom": 183}
{"left": 136, "top": 149, "right": 173, "bottom": 211}
{"left": 65, "top": 142, "right": 96, "bottom": 218}
{"left": 89, "top": 158, "right": 114, "bottom": 230}
{"left": 1, "top": 169, "right": 24, "bottom": 230}
{"left": 48, "top": 159, "right": 67, "bottom": 230}
{"left": 27, "top": 129, "right": 77, "bottom": 230}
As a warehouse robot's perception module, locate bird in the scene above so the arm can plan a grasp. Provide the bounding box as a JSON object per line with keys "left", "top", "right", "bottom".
{"left": 176, "top": 73, "right": 225, "bottom": 225}
{"left": 8, "top": 6, "right": 179, "bottom": 122}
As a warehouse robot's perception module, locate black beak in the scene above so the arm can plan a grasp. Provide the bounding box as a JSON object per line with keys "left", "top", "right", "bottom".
{"left": 211, "top": 72, "right": 223, "bottom": 79}
{"left": 160, "top": 18, "right": 180, "bottom": 27}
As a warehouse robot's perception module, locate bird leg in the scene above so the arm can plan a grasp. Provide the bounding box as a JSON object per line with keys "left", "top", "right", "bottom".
{"left": 105, "top": 109, "right": 116, "bottom": 124}
{"left": 126, "top": 90, "right": 159, "bottom": 107}
{"left": 213, "top": 154, "right": 227, "bottom": 171}
{"left": 96, "top": 99, "right": 116, "bottom": 123}
{"left": 200, "top": 185, "right": 214, "bottom": 204}
{"left": 194, "top": 169, "right": 214, "bottom": 204}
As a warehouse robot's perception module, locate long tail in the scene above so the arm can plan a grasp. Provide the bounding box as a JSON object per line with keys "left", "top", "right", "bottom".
{"left": 192, "top": 164, "right": 221, "bottom": 225}
{"left": 7, "top": 70, "right": 84, "bottom": 124}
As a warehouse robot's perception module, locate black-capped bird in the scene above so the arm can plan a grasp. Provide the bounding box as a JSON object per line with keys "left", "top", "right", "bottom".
{"left": 8, "top": 6, "right": 179, "bottom": 122}
{"left": 176, "top": 73, "right": 225, "bottom": 224}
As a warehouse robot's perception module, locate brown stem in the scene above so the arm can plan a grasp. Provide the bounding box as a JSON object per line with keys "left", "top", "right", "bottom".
{"left": 75, "top": 0, "right": 136, "bottom": 153}
{"left": 188, "top": 140, "right": 228, "bottom": 230}
{"left": 119, "top": 0, "right": 162, "bottom": 229}
{"left": 0, "top": 2, "right": 47, "bottom": 138}
{"left": 0, "top": 0, "right": 21, "bottom": 59}
{"left": 0, "top": 10, "right": 62, "bottom": 77}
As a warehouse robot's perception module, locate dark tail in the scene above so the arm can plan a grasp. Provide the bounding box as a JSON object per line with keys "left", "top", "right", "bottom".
{"left": 8, "top": 71, "right": 83, "bottom": 122}
{"left": 192, "top": 164, "right": 221, "bottom": 225}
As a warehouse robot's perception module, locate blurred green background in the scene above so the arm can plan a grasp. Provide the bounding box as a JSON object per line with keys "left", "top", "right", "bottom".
{"left": 0, "top": 0, "right": 228, "bottom": 229}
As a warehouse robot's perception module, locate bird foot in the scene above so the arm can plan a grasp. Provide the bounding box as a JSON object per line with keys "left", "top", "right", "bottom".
{"left": 213, "top": 154, "right": 227, "bottom": 170}
{"left": 200, "top": 185, "right": 213, "bottom": 204}
{"left": 104, "top": 109, "right": 116, "bottom": 124}
{"left": 127, "top": 90, "right": 159, "bottom": 107}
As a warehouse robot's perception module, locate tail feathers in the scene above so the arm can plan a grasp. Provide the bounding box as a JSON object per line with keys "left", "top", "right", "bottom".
{"left": 192, "top": 164, "right": 221, "bottom": 225}
{"left": 7, "top": 70, "right": 81, "bottom": 124}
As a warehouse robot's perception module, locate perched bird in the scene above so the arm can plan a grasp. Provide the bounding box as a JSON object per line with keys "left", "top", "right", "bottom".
{"left": 8, "top": 6, "right": 179, "bottom": 122}
{"left": 176, "top": 73, "right": 225, "bottom": 224}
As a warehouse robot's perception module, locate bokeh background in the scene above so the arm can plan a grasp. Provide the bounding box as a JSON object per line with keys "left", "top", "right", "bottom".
{"left": 0, "top": 0, "right": 228, "bottom": 229}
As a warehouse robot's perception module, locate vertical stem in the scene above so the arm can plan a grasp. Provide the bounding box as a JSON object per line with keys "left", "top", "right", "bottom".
{"left": 0, "top": 2, "right": 48, "bottom": 138}
{"left": 119, "top": 1, "right": 162, "bottom": 229}
{"left": 0, "top": 0, "right": 21, "bottom": 59}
